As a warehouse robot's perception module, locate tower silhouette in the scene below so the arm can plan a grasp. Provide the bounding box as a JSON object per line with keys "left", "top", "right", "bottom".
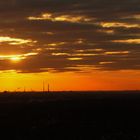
{"left": 48, "top": 84, "right": 50, "bottom": 92}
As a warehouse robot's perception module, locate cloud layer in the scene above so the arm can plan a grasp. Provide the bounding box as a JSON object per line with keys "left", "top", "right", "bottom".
{"left": 0, "top": 0, "right": 140, "bottom": 73}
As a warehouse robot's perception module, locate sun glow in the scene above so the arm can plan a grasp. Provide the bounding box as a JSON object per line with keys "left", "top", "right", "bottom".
{"left": 10, "top": 56, "right": 22, "bottom": 62}
{"left": 0, "top": 53, "right": 38, "bottom": 62}
{"left": 0, "top": 55, "right": 23, "bottom": 61}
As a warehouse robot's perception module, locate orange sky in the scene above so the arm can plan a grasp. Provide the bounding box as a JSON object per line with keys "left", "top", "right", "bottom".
{"left": 0, "top": 70, "right": 140, "bottom": 92}
{"left": 0, "top": 1, "right": 140, "bottom": 91}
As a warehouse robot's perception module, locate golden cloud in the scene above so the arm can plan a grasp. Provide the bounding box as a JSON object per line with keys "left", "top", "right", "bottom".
{"left": 28, "top": 13, "right": 92, "bottom": 23}
{"left": 100, "top": 22, "right": 140, "bottom": 28}
{"left": 104, "top": 51, "right": 130, "bottom": 55}
{"left": 0, "top": 37, "right": 37, "bottom": 45}
{"left": 112, "top": 39, "right": 140, "bottom": 44}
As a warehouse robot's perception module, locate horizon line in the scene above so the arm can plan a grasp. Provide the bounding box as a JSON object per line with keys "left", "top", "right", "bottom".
{"left": 1, "top": 90, "right": 140, "bottom": 93}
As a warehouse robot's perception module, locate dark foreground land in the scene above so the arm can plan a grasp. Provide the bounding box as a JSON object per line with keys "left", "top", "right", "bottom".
{"left": 0, "top": 91, "right": 140, "bottom": 139}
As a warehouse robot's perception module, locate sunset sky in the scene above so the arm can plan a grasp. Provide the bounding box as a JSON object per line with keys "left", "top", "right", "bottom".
{"left": 0, "top": 0, "right": 140, "bottom": 91}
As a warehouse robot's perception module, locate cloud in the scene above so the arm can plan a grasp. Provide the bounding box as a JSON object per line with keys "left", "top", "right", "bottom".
{"left": 0, "top": 36, "right": 36, "bottom": 45}
{"left": 0, "top": 0, "right": 139, "bottom": 73}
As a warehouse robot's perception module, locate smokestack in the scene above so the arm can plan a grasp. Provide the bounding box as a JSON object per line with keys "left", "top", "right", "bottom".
{"left": 48, "top": 84, "right": 50, "bottom": 93}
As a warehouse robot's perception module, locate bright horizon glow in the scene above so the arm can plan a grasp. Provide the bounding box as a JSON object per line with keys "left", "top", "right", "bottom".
{"left": 0, "top": 70, "right": 140, "bottom": 92}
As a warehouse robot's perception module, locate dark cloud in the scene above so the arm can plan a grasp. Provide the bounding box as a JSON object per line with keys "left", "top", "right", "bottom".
{"left": 0, "top": 0, "right": 139, "bottom": 73}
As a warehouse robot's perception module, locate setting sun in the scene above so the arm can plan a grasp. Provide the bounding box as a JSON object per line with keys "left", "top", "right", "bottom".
{"left": 10, "top": 56, "right": 22, "bottom": 62}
